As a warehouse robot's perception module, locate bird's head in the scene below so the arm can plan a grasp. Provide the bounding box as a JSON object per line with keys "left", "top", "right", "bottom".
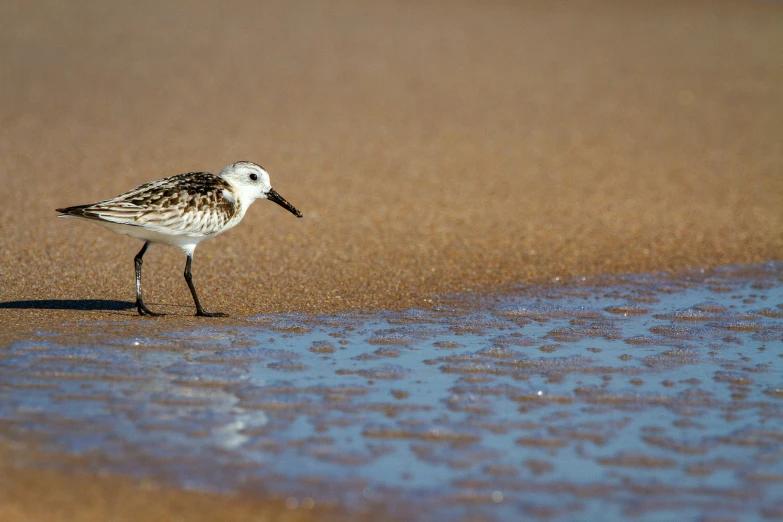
{"left": 220, "top": 161, "right": 302, "bottom": 218}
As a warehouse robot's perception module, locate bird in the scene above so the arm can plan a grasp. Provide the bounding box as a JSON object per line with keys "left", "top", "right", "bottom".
{"left": 56, "top": 161, "right": 302, "bottom": 317}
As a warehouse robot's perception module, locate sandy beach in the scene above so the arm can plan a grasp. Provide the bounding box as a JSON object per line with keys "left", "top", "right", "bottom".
{"left": 1, "top": 0, "right": 782, "bottom": 519}
{"left": 0, "top": 443, "right": 375, "bottom": 522}
{"left": 1, "top": 0, "right": 781, "bottom": 336}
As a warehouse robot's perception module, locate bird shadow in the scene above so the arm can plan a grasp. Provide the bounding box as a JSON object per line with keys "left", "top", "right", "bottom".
{"left": 0, "top": 299, "right": 135, "bottom": 311}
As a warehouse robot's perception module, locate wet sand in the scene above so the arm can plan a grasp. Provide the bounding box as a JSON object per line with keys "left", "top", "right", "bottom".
{"left": 0, "top": 444, "right": 370, "bottom": 522}
{"left": 1, "top": 0, "right": 782, "bottom": 520}
{"left": 0, "top": 0, "right": 782, "bottom": 340}
{"left": 2, "top": 263, "right": 782, "bottom": 520}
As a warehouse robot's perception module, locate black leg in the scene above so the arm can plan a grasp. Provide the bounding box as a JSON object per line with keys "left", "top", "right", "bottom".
{"left": 134, "top": 242, "right": 163, "bottom": 317}
{"left": 184, "top": 254, "right": 227, "bottom": 317}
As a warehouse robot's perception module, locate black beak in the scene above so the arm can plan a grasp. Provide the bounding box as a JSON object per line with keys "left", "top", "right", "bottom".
{"left": 267, "top": 188, "right": 303, "bottom": 218}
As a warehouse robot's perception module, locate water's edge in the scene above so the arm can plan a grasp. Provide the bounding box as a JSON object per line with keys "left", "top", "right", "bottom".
{"left": 2, "top": 262, "right": 782, "bottom": 521}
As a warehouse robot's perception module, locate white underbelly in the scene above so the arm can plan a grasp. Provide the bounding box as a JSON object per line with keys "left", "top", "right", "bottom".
{"left": 79, "top": 218, "right": 211, "bottom": 254}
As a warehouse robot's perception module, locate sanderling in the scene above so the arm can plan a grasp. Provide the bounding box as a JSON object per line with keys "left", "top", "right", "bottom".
{"left": 57, "top": 161, "right": 302, "bottom": 317}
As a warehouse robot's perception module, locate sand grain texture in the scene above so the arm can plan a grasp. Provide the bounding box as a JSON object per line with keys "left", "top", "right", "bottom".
{"left": 1, "top": 1, "right": 782, "bottom": 518}
{"left": 1, "top": 0, "right": 782, "bottom": 333}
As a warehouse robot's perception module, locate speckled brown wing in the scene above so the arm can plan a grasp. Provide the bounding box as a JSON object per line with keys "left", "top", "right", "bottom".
{"left": 60, "top": 173, "right": 238, "bottom": 236}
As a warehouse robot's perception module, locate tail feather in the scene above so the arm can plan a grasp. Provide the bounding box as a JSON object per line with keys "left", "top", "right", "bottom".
{"left": 56, "top": 205, "right": 91, "bottom": 217}
{"left": 56, "top": 204, "right": 143, "bottom": 228}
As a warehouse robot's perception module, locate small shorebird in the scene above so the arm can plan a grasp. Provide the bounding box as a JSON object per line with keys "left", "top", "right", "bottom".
{"left": 57, "top": 161, "right": 302, "bottom": 317}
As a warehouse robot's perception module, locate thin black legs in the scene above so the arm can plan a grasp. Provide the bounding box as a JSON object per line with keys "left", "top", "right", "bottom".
{"left": 133, "top": 245, "right": 225, "bottom": 318}
{"left": 184, "top": 254, "right": 228, "bottom": 317}
{"left": 134, "top": 242, "right": 163, "bottom": 316}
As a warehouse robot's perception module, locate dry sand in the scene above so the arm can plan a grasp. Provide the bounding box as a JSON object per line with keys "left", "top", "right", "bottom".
{"left": 1, "top": 0, "right": 782, "bottom": 334}
{"left": 0, "top": 0, "right": 782, "bottom": 519}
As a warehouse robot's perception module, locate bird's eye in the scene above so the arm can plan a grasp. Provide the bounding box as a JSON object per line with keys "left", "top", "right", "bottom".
{"left": 249, "top": 173, "right": 258, "bottom": 181}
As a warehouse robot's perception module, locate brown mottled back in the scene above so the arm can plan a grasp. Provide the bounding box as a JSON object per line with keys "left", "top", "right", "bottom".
{"left": 57, "top": 172, "right": 239, "bottom": 236}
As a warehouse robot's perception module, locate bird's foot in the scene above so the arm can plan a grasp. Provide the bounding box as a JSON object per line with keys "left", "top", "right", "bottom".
{"left": 137, "top": 302, "right": 164, "bottom": 317}
{"left": 196, "top": 310, "right": 229, "bottom": 318}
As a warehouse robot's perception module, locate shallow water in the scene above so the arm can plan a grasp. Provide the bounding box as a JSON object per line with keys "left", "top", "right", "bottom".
{"left": 2, "top": 263, "right": 783, "bottom": 520}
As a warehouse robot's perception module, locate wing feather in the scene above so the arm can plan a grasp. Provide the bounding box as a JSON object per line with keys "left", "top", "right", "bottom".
{"left": 57, "top": 173, "right": 238, "bottom": 236}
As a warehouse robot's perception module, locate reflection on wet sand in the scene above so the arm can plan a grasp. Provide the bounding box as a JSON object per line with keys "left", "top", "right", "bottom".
{"left": 1, "top": 263, "right": 782, "bottom": 520}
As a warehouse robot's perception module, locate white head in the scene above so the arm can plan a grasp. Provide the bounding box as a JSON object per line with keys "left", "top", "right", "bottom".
{"left": 219, "top": 161, "right": 302, "bottom": 217}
